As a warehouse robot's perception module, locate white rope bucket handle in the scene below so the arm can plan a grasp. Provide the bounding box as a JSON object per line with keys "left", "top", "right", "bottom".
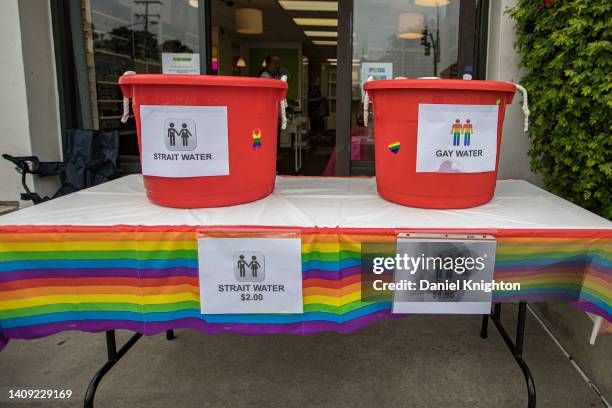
{"left": 363, "top": 75, "right": 375, "bottom": 127}
{"left": 120, "top": 71, "right": 136, "bottom": 123}
{"left": 510, "top": 82, "right": 530, "bottom": 132}
{"left": 280, "top": 75, "right": 288, "bottom": 130}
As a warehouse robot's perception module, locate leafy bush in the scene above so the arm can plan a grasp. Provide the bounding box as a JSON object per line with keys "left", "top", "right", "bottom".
{"left": 508, "top": 0, "right": 611, "bottom": 219}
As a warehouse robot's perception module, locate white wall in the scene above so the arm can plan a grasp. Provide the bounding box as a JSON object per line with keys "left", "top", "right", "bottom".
{"left": 19, "top": 0, "right": 63, "bottom": 199}
{"left": 0, "top": 0, "right": 62, "bottom": 204}
{"left": 0, "top": 0, "right": 33, "bottom": 203}
{"left": 487, "top": 0, "right": 542, "bottom": 186}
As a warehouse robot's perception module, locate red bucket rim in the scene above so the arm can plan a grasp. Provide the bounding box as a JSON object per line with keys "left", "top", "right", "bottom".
{"left": 119, "top": 74, "right": 288, "bottom": 90}
{"left": 363, "top": 79, "right": 516, "bottom": 93}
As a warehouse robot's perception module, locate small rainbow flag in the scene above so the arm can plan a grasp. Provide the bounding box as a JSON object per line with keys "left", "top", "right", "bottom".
{"left": 388, "top": 141, "right": 400, "bottom": 154}
{"left": 252, "top": 129, "right": 262, "bottom": 148}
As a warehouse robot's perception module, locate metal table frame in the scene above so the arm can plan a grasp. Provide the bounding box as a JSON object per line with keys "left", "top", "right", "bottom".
{"left": 83, "top": 330, "right": 175, "bottom": 408}
{"left": 83, "top": 302, "right": 536, "bottom": 407}
{"left": 482, "top": 301, "right": 536, "bottom": 408}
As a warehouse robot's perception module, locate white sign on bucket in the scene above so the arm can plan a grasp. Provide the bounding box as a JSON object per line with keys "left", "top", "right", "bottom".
{"left": 140, "top": 105, "right": 229, "bottom": 178}
{"left": 416, "top": 104, "right": 500, "bottom": 174}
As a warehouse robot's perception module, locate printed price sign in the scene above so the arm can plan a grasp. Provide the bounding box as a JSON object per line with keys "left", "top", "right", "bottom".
{"left": 197, "top": 237, "right": 303, "bottom": 314}
{"left": 361, "top": 234, "right": 504, "bottom": 315}
{"left": 392, "top": 233, "right": 497, "bottom": 314}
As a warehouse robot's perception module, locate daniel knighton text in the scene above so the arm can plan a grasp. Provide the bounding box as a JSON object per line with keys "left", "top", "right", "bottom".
{"left": 372, "top": 279, "right": 521, "bottom": 293}
{"left": 369, "top": 254, "right": 521, "bottom": 293}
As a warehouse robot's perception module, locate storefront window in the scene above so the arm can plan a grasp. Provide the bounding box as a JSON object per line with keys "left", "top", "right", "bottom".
{"left": 68, "top": 0, "right": 484, "bottom": 175}
{"left": 82, "top": 0, "right": 199, "bottom": 165}
{"left": 350, "top": 0, "right": 480, "bottom": 175}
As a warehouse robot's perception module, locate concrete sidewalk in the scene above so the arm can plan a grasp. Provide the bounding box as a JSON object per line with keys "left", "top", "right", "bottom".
{"left": 0, "top": 303, "right": 606, "bottom": 408}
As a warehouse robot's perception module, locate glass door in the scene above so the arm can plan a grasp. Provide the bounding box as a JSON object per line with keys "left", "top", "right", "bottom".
{"left": 346, "top": 0, "right": 486, "bottom": 175}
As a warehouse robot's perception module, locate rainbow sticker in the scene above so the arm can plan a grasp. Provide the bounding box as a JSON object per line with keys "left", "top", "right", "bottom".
{"left": 388, "top": 142, "right": 400, "bottom": 154}
{"left": 252, "top": 128, "right": 262, "bottom": 149}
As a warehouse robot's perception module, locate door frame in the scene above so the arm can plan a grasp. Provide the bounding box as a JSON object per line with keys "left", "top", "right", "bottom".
{"left": 334, "top": 0, "right": 354, "bottom": 176}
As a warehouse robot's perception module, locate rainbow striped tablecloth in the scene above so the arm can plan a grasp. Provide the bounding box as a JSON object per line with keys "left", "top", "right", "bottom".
{"left": 0, "top": 176, "right": 610, "bottom": 349}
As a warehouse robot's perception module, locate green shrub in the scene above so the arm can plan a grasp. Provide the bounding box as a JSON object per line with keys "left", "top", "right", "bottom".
{"left": 508, "top": 0, "right": 611, "bottom": 219}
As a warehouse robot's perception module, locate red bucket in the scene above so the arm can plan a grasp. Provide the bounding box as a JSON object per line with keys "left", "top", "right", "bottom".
{"left": 119, "top": 74, "right": 287, "bottom": 208}
{"left": 363, "top": 79, "right": 517, "bottom": 209}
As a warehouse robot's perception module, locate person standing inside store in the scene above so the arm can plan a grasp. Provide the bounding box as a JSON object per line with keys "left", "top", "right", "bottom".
{"left": 258, "top": 55, "right": 282, "bottom": 79}
{"left": 258, "top": 54, "right": 291, "bottom": 81}
{"left": 308, "top": 77, "right": 326, "bottom": 145}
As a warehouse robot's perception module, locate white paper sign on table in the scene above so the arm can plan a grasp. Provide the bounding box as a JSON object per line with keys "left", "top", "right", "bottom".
{"left": 140, "top": 105, "right": 229, "bottom": 178}
{"left": 197, "top": 237, "right": 303, "bottom": 314}
{"left": 416, "top": 104, "right": 500, "bottom": 173}
{"left": 392, "top": 234, "right": 497, "bottom": 315}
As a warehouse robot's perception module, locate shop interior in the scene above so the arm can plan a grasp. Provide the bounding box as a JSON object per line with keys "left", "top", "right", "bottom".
{"left": 210, "top": 0, "right": 339, "bottom": 175}
{"left": 86, "top": 0, "right": 339, "bottom": 176}
{"left": 85, "top": 0, "right": 480, "bottom": 176}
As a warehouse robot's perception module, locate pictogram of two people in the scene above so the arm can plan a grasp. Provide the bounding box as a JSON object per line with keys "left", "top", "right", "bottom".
{"left": 237, "top": 255, "right": 262, "bottom": 278}
{"left": 167, "top": 122, "right": 192, "bottom": 147}
{"left": 451, "top": 119, "right": 474, "bottom": 147}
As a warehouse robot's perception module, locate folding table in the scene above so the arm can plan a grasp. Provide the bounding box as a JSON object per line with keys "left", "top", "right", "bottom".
{"left": 1, "top": 175, "right": 610, "bottom": 408}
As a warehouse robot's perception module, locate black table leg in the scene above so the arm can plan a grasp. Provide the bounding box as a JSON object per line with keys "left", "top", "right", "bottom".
{"left": 487, "top": 302, "right": 537, "bottom": 408}
{"left": 480, "top": 314, "right": 489, "bottom": 339}
{"left": 83, "top": 330, "right": 142, "bottom": 408}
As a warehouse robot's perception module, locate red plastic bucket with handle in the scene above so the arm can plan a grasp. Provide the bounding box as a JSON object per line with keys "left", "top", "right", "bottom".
{"left": 363, "top": 79, "right": 518, "bottom": 209}
{"left": 119, "top": 74, "right": 287, "bottom": 208}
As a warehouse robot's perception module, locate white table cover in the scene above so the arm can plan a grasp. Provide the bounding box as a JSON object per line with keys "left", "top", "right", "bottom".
{"left": 1, "top": 175, "right": 609, "bottom": 230}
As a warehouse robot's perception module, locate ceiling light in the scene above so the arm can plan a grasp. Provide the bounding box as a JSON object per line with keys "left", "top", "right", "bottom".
{"left": 398, "top": 12, "right": 425, "bottom": 39}
{"left": 236, "top": 8, "right": 263, "bottom": 34}
{"left": 304, "top": 30, "right": 338, "bottom": 38}
{"left": 312, "top": 40, "right": 337, "bottom": 46}
{"left": 189, "top": 0, "right": 198, "bottom": 7}
{"left": 415, "top": 0, "right": 450, "bottom": 6}
{"left": 325, "top": 58, "right": 362, "bottom": 65}
{"left": 293, "top": 18, "right": 338, "bottom": 27}
{"left": 279, "top": 1, "right": 338, "bottom": 11}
